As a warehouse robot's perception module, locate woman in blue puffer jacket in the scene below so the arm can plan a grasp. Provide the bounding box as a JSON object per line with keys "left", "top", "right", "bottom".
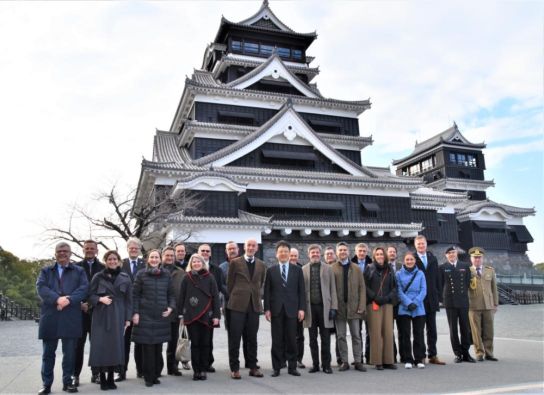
{"left": 396, "top": 251, "right": 427, "bottom": 369}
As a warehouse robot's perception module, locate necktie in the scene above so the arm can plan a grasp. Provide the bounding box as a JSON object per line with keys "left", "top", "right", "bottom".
{"left": 421, "top": 254, "right": 428, "bottom": 269}
{"left": 59, "top": 266, "right": 64, "bottom": 279}
{"left": 476, "top": 267, "right": 481, "bottom": 277}
{"left": 281, "top": 264, "right": 287, "bottom": 286}
{"left": 131, "top": 260, "right": 137, "bottom": 274}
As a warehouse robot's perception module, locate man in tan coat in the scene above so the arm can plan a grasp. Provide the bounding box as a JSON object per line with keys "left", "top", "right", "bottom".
{"left": 227, "top": 239, "right": 267, "bottom": 379}
{"left": 302, "top": 244, "right": 338, "bottom": 374}
{"left": 468, "top": 247, "right": 499, "bottom": 362}
{"left": 331, "top": 242, "right": 366, "bottom": 372}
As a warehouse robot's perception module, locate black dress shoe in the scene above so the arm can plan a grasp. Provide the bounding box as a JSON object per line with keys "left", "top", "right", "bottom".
{"left": 288, "top": 369, "right": 301, "bottom": 376}
{"left": 323, "top": 367, "right": 333, "bottom": 374}
{"left": 145, "top": 381, "right": 153, "bottom": 387}
{"left": 477, "top": 355, "right": 484, "bottom": 362}
{"left": 339, "top": 362, "right": 350, "bottom": 371}
{"left": 271, "top": 370, "right": 280, "bottom": 377}
{"left": 152, "top": 378, "right": 161, "bottom": 384}
{"left": 375, "top": 365, "right": 384, "bottom": 370}
{"left": 206, "top": 366, "right": 216, "bottom": 373}
{"left": 182, "top": 362, "right": 191, "bottom": 370}
{"left": 384, "top": 364, "right": 397, "bottom": 370}
{"left": 463, "top": 354, "right": 476, "bottom": 363}
{"left": 168, "top": 369, "right": 182, "bottom": 376}
{"left": 297, "top": 361, "right": 306, "bottom": 369}
{"left": 38, "top": 387, "right": 51, "bottom": 395}
{"left": 114, "top": 372, "right": 126, "bottom": 382}
{"left": 485, "top": 356, "right": 498, "bottom": 361}
{"left": 71, "top": 376, "right": 79, "bottom": 387}
{"left": 308, "top": 366, "right": 319, "bottom": 373}
{"left": 192, "top": 373, "right": 200, "bottom": 381}
{"left": 200, "top": 372, "right": 207, "bottom": 380}
{"left": 100, "top": 382, "right": 109, "bottom": 391}
{"left": 62, "top": 384, "right": 78, "bottom": 393}
{"left": 454, "top": 355, "right": 463, "bottom": 363}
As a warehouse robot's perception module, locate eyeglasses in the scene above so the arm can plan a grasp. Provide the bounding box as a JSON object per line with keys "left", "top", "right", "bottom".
{"left": 200, "top": 250, "right": 211, "bottom": 253}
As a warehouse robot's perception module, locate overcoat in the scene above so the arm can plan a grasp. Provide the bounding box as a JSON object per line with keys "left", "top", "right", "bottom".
{"left": 331, "top": 262, "right": 366, "bottom": 320}
{"left": 131, "top": 267, "right": 176, "bottom": 345}
{"left": 415, "top": 251, "right": 441, "bottom": 313}
{"left": 36, "top": 263, "right": 88, "bottom": 340}
{"left": 302, "top": 261, "right": 338, "bottom": 328}
{"left": 88, "top": 269, "right": 133, "bottom": 367}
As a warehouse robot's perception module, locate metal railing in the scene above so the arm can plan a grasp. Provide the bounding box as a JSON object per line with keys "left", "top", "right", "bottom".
{"left": 497, "top": 274, "right": 544, "bottom": 286}
{"left": 0, "top": 294, "right": 39, "bottom": 321}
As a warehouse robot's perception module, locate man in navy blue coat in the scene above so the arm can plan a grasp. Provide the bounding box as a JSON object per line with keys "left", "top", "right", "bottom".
{"left": 36, "top": 242, "right": 88, "bottom": 394}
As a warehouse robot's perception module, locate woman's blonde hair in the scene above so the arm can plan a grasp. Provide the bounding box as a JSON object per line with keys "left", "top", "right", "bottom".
{"left": 187, "top": 254, "right": 208, "bottom": 271}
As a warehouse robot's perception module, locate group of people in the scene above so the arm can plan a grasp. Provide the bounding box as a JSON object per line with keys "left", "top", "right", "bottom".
{"left": 36, "top": 235, "right": 499, "bottom": 394}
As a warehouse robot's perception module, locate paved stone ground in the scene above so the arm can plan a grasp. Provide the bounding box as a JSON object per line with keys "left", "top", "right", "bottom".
{"left": 1, "top": 305, "right": 543, "bottom": 394}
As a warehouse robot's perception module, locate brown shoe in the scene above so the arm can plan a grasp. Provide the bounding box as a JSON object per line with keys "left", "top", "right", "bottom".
{"left": 231, "top": 371, "right": 241, "bottom": 380}
{"left": 428, "top": 356, "right": 446, "bottom": 365}
{"left": 339, "top": 362, "right": 350, "bottom": 371}
{"left": 249, "top": 368, "right": 263, "bottom": 378}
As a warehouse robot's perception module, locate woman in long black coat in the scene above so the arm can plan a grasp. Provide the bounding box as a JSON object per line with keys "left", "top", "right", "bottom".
{"left": 132, "top": 249, "right": 176, "bottom": 387}
{"left": 178, "top": 254, "right": 220, "bottom": 381}
{"left": 88, "top": 250, "right": 133, "bottom": 390}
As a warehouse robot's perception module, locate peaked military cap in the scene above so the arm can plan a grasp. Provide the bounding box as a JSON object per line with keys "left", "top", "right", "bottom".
{"left": 468, "top": 247, "right": 485, "bottom": 257}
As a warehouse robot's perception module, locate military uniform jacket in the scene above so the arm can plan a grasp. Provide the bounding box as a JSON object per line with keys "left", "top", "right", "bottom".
{"left": 468, "top": 266, "right": 498, "bottom": 310}
{"left": 439, "top": 261, "right": 471, "bottom": 309}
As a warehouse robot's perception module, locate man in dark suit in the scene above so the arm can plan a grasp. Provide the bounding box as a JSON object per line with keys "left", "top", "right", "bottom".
{"left": 439, "top": 246, "right": 475, "bottom": 363}
{"left": 117, "top": 237, "right": 145, "bottom": 381}
{"left": 414, "top": 235, "right": 446, "bottom": 365}
{"left": 227, "top": 239, "right": 266, "bottom": 379}
{"left": 264, "top": 240, "right": 306, "bottom": 377}
{"left": 174, "top": 242, "right": 187, "bottom": 270}
{"left": 73, "top": 240, "right": 104, "bottom": 386}
{"left": 36, "top": 242, "right": 88, "bottom": 395}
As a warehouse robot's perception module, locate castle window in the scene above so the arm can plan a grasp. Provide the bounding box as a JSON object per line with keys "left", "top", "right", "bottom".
{"left": 421, "top": 156, "right": 434, "bottom": 172}
{"left": 278, "top": 47, "right": 291, "bottom": 58}
{"left": 244, "top": 42, "right": 259, "bottom": 54}
{"left": 292, "top": 49, "right": 302, "bottom": 60}
{"left": 261, "top": 44, "right": 274, "bottom": 56}
{"left": 467, "top": 154, "right": 477, "bottom": 167}
{"left": 409, "top": 163, "right": 421, "bottom": 175}
{"left": 232, "top": 40, "right": 242, "bottom": 52}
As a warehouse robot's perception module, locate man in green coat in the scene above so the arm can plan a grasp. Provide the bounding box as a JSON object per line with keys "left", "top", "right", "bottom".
{"left": 468, "top": 247, "right": 499, "bottom": 362}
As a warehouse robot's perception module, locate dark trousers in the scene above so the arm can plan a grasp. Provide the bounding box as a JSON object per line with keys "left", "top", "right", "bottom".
{"left": 41, "top": 338, "right": 76, "bottom": 387}
{"left": 296, "top": 320, "right": 305, "bottom": 362}
{"left": 74, "top": 313, "right": 97, "bottom": 377}
{"left": 271, "top": 307, "right": 297, "bottom": 371}
{"left": 397, "top": 315, "right": 426, "bottom": 364}
{"left": 424, "top": 311, "right": 438, "bottom": 358}
{"left": 446, "top": 307, "right": 471, "bottom": 356}
{"left": 225, "top": 308, "right": 251, "bottom": 365}
{"left": 395, "top": 315, "right": 404, "bottom": 362}
{"left": 166, "top": 320, "right": 180, "bottom": 371}
{"left": 208, "top": 328, "right": 215, "bottom": 367}
{"left": 123, "top": 323, "right": 142, "bottom": 375}
{"left": 187, "top": 322, "right": 211, "bottom": 373}
{"left": 228, "top": 309, "right": 260, "bottom": 371}
{"left": 308, "top": 304, "right": 331, "bottom": 369}
{"left": 141, "top": 344, "right": 162, "bottom": 383}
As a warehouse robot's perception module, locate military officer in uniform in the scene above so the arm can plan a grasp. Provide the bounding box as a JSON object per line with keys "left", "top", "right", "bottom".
{"left": 439, "top": 246, "right": 475, "bottom": 363}
{"left": 467, "top": 247, "right": 499, "bottom": 362}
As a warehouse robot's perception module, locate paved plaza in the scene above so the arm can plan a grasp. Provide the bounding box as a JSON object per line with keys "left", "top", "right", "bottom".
{"left": 1, "top": 305, "right": 542, "bottom": 394}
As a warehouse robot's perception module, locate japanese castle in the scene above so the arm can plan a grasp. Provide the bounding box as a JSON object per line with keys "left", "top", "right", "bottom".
{"left": 133, "top": 0, "right": 535, "bottom": 272}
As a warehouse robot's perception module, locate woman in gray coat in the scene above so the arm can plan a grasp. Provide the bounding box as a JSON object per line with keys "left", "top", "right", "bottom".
{"left": 88, "top": 250, "right": 133, "bottom": 390}
{"left": 132, "top": 249, "right": 176, "bottom": 387}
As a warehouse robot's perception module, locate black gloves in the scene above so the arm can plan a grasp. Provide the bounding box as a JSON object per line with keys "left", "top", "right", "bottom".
{"left": 329, "top": 309, "right": 337, "bottom": 321}
{"left": 408, "top": 303, "right": 417, "bottom": 311}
